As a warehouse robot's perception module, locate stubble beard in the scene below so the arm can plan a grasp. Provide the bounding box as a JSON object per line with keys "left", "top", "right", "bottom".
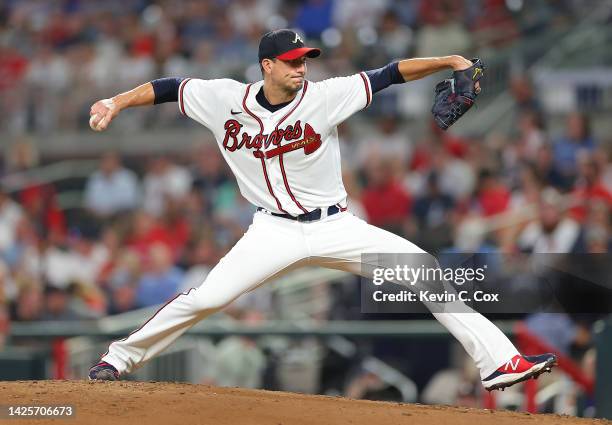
{"left": 284, "top": 78, "right": 303, "bottom": 94}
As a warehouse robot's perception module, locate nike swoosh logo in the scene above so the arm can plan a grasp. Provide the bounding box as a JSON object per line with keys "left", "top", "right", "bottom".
{"left": 231, "top": 110, "right": 242, "bottom": 115}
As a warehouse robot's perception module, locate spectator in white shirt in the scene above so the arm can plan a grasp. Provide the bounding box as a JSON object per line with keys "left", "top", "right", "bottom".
{"left": 0, "top": 189, "right": 24, "bottom": 252}
{"left": 84, "top": 152, "right": 140, "bottom": 218}
{"left": 143, "top": 156, "right": 192, "bottom": 217}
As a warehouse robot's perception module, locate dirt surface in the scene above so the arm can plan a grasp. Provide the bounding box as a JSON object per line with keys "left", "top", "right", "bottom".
{"left": 0, "top": 381, "right": 609, "bottom": 425}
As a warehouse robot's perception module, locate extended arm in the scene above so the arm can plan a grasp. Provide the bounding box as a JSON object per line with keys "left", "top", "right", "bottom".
{"left": 89, "top": 78, "right": 182, "bottom": 131}
{"left": 398, "top": 55, "right": 474, "bottom": 81}
{"left": 365, "top": 55, "right": 477, "bottom": 94}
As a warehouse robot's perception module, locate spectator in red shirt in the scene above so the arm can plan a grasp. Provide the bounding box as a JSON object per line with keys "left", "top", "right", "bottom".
{"left": 125, "top": 210, "right": 176, "bottom": 264}
{"left": 0, "top": 45, "right": 28, "bottom": 92}
{"left": 19, "top": 184, "right": 66, "bottom": 240}
{"left": 0, "top": 46, "right": 29, "bottom": 133}
{"left": 410, "top": 121, "right": 470, "bottom": 172}
{"left": 570, "top": 153, "right": 612, "bottom": 222}
{"left": 362, "top": 158, "right": 412, "bottom": 232}
{"left": 476, "top": 169, "right": 511, "bottom": 217}
{"left": 161, "top": 197, "right": 192, "bottom": 260}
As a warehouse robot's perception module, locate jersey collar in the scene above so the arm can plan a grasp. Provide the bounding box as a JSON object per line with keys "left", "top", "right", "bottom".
{"left": 245, "top": 80, "right": 307, "bottom": 118}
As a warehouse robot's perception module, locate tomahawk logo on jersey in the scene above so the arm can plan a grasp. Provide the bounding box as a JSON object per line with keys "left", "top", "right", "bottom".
{"left": 178, "top": 74, "right": 371, "bottom": 216}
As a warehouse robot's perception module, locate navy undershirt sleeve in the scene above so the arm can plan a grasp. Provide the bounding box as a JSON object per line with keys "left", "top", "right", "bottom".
{"left": 364, "top": 62, "right": 405, "bottom": 94}
{"left": 151, "top": 77, "right": 184, "bottom": 104}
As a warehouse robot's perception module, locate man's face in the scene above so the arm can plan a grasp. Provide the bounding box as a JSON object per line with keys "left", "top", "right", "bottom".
{"left": 263, "top": 57, "right": 307, "bottom": 92}
{"left": 100, "top": 154, "right": 119, "bottom": 175}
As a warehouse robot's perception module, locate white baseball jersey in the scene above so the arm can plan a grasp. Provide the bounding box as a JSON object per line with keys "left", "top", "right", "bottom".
{"left": 178, "top": 73, "right": 372, "bottom": 215}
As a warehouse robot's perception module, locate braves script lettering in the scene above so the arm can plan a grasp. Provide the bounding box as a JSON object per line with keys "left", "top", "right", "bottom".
{"left": 222, "top": 120, "right": 322, "bottom": 157}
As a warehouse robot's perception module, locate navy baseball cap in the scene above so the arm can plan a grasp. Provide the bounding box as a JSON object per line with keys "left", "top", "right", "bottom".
{"left": 258, "top": 29, "right": 321, "bottom": 62}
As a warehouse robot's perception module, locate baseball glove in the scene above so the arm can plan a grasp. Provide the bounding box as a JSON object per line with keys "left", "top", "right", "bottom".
{"left": 431, "top": 58, "right": 485, "bottom": 130}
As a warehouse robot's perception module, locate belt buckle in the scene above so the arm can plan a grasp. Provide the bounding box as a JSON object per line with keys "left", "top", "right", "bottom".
{"left": 298, "top": 208, "right": 321, "bottom": 222}
{"left": 298, "top": 210, "right": 314, "bottom": 222}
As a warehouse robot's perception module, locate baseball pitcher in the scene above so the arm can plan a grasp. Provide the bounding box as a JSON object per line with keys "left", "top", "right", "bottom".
{"left": 88, "top": 29, "right": 556, "bottom": 391}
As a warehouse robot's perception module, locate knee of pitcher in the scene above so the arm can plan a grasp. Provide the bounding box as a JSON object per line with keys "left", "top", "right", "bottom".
{"left": 191, "top": 291, "right": 234, "bottom": 313}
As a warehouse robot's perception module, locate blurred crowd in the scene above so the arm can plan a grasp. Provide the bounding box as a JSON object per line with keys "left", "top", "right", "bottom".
{"left": 0, "top": 0, "right": 610, "bottom": 413}
{"left": 1, "top": 108, "right": 609, "bottom": 317}
{"left": 0, "top": 0, "right": 593, "bottom": 134}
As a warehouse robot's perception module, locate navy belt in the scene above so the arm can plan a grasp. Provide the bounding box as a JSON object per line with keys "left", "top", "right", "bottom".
{"left": 257, "top": 205, "right": 342, "bottom": 222}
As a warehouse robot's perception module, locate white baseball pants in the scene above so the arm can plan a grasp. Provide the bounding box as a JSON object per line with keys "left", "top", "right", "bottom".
{"left": 102, "top": 211, "right": 518, "bottom": 378}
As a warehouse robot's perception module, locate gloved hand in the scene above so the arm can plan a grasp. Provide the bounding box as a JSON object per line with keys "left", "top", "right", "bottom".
{"left": 431, "top": 58, "right": 485, "bottom": 130}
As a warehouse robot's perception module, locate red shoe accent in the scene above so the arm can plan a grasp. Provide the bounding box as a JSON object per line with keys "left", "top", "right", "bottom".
{"left": 498, "top": 354, "right": 534, "bottom": 374}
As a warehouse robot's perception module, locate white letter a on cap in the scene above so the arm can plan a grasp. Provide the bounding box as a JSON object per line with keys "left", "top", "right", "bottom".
{"left": 292, "top": 33, "right": 303, "bottom": 44}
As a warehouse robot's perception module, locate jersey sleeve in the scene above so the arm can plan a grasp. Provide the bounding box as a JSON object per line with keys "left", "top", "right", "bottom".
{"left": 178, "top": 78, "right": 240, "bottom": 129}
{"left": 320, "top": 72, "right": 372, "bottom": 127}
{"left": 365, "top": 62, "right": 404, "bottom": 94}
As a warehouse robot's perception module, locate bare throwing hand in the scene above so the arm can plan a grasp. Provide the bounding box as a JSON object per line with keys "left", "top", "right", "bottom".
{"left": 449, "top": 55, "right": 474, "bottom": 71}
{"left": 89, "top": 98, "right": 119, "bottom": 131}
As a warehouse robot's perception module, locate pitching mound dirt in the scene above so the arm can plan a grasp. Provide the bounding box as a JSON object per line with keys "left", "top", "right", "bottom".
{"left": 0, "top": 381, "right": 609, "bottom": 425}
